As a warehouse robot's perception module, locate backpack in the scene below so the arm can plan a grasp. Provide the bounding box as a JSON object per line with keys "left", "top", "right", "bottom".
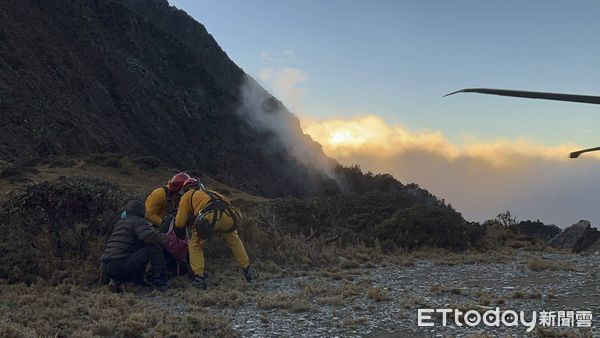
{"left": 163, "top": 218, "right": 189, "bottom": 260}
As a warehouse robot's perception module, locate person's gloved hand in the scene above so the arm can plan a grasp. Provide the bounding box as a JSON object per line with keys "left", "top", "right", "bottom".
{"left": 173, "top": 225, "right": 187, "bottom": 240}
{"left": 163, "top": 213, "right": 174, "bottom": 225}
{"left": 160, "top": 214, "right": 175, "bottom": 233}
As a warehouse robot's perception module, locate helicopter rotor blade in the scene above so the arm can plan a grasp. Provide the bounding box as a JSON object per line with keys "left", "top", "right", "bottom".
{"left": 444, "top": 88, "right": 600, "bottom": 105}
{"left": 570, "top": 146, "right": 600, "bottom": 159}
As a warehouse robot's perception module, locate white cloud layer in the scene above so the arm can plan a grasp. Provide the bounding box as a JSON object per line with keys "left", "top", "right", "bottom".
{"left": 302, "top": 115, "right": 600, "bottom": 227}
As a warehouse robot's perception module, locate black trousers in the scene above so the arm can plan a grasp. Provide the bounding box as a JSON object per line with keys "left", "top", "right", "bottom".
{"left": 103, "top": 245, "right": 166, "bottom": 283}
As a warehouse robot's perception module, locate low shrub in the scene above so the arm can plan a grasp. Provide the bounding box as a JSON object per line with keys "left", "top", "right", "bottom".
{"left": 510, "top": 220, "right": 561, "bottom": 242}
{"left": 0, "top": 176, "right": 135, "bottom": 284}
{"left": 247, "top": 192, "right": 484, "bottom": 252}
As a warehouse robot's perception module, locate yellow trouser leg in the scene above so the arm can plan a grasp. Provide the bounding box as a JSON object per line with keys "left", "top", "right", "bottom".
{"left": 222, "top": 231, "right": 250, "bottom": 269}
{"left": 188, "top": 231, "right": 205, "bottom": 276}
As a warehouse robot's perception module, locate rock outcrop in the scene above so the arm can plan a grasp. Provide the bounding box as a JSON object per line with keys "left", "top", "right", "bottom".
{"left": 573, "top": 226, "right": 600, "bottom": 254}
{"left": 549, "top": 220, "right": 600, "bottom": 253}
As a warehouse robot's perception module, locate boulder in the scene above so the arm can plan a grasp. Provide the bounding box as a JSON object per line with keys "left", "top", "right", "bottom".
{"left": 581, "top": 237, "right": 600, "bottom": 255}
{"left": 549, "top": 220, "right": 591, "bottom": 250}
{"left": 573, "top": 227, "right": 600, "bottom": 254}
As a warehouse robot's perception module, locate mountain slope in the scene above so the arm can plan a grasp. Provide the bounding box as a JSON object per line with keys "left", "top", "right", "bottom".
{"left": 0, "top": 0, "right": 331, "bottom": 197}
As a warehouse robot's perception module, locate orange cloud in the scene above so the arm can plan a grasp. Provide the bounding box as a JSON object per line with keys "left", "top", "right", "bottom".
{"left": 301, "top": 114, "right": 600, "bottom": 226}
{"left": 302, "top": 114, "right": 591, "bottom": 167}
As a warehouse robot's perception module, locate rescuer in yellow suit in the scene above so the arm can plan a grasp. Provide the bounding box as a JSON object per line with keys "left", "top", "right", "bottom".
{"left": 145, "top": 172, "right": 190, "bottom": 228}
{"left": 174, "top": 178, "right": 257, "bottom": 289}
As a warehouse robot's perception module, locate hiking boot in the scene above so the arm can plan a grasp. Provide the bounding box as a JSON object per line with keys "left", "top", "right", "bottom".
{"left": 152, "top": 278, "right": 171, "bottom": 292}
{"left": 108, "top": 278, "right": 124, "bottom": 293}
{"left": 243, "top": 266, "right": 258, "bottom": 283}
{"left": 194, "top": 273, "right": 208, "bottom": 290}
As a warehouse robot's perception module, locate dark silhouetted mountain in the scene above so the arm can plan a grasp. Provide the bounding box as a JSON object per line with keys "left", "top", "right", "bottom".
{"left": 0, "top": 0, "right": 332, "bottom": 196}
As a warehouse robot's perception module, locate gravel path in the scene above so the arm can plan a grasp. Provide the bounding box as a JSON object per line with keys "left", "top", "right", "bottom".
{"left": 225, "top": 251, "right": 599, "bottom": 337}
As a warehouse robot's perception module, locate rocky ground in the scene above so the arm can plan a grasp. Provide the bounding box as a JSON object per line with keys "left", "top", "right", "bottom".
{"left": 209, "top": 251, "right": 598, "bottom": 337}
{"left": 2, "top": 250, "right": 598, "bottom": 337}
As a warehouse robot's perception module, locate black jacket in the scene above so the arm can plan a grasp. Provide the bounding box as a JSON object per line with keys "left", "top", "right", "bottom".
{"left": 101, "top": 201, "right": 161, "bottom": 262}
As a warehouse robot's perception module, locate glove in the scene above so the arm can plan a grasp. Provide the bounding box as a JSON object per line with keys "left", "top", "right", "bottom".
{"left": 173, "top": 225, "right": 187, "bottom": 240}
{"left": 160, "top": 214, "right": 175, "bottom": 234}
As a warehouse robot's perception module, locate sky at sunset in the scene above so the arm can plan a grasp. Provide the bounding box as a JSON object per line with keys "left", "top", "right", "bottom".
{"left": 169, "top": 0, "right": 600, "bottom": 226}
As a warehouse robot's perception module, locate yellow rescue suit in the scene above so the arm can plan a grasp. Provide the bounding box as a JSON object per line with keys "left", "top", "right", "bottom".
{"left": 144, "top": 186, "right": 178, "bottom": 226}
{"left": 175, "top": 189, "right": 249, "bottom": 276}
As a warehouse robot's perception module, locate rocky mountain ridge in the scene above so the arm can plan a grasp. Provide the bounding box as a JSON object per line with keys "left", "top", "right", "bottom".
{"left": 0, "top": 0, "right": 331, "bottom": 197}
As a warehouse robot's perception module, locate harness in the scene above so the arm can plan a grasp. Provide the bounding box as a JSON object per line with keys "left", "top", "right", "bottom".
{"left": 190, "top": 189, "right": 240, "bottom": 239}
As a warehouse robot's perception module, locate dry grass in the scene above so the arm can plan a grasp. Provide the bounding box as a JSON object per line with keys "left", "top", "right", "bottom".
{"left": 478, "top": 293, "right": 492, "bottom": 306}
{"left": 472, "top": 289, "right": 507, "bottom": 306}
{"left": 0, "top": 282, "right": 238, "bottom": 337}
{"left": 429, "top": 285, "right": 464, "bottom": 295}
{"left": 511, "top": 290, "right": 542, "bottom": 299}
{"left": 302, "top": 280, "right": 366, "bottom": 300}
{"left": 408, "top": 248, "right": 513, "bottom": 266}
{"left": 366, "top": 287, "right": 389, "bottom": 302}
{"left": 256, "top": 293, "right": 312, "bottom": 313}
{"left": 527, "top": 257, "right": 575, "bottom": 272}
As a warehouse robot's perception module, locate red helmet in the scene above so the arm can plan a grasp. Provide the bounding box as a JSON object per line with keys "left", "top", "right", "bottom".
{"left": 181, "top": 177, "right": 201, "bottom": 191}
{"left": 168, "top": 172, "right": 190, "bottom": 193}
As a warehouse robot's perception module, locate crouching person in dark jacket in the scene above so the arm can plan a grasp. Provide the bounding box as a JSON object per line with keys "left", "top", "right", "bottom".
{"left": 101, "top": 200, "right": 170, "bottom": 292}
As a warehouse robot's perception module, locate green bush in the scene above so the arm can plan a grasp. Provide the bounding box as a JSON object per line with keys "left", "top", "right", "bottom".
{"left": 243, "top": 190, "right": 483, "bottom": 253}
{"left": 510, "top": 220, "right": 560, "bottom": 242}
{"left": 0, "top": 176, "right": 134, "bottom": 284}
{"left": 367, "top": 205, "right": 484, "bottom": 251}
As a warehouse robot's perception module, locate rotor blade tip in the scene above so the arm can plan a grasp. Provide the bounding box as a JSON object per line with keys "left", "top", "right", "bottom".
{"left": 443, "top": 89, "right": 464, "bottom": 97}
